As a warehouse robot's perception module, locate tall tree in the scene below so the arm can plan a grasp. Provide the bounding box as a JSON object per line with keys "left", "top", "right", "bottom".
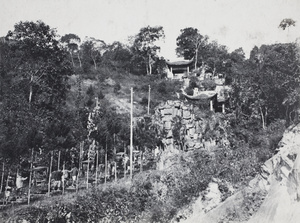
{"left": 81, "top": 37, "right": 106, "bottom": 70}
{"left": 176, "top": 27, "right": 208, "bottom": 69}
{"left": 132, "top": 26, "right": 165, "bottom": 75}
{"left": 102, "top": 41, "right": 133, "bottom": 71}
{"left": 60, "top": 33, "right": 81, "bottom": 67}
{"left": 5, "top": 20, "right": 72, "bottom": 109}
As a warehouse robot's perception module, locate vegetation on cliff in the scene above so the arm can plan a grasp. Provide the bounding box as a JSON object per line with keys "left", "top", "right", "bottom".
{"left": 0, "top": 19, "right": 299, "bottom": 222}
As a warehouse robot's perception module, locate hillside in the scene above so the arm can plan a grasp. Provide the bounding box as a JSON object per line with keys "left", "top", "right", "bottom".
{"left": 178, "top": 123, "right": 300, "bottom": 223}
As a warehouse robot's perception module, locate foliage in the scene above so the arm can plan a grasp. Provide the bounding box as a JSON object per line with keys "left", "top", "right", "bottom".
{"left": 231, "top": 43, "right": 300, "bottom": 128}
{"left": 176, "top": 27, "right": 208, "bottom": 69}
{"left": 102, "top": 41, "right": 133, "bottom": 72}
{"left": 0, "top": 20, "right": 73, "bottom": 166}
{"left": 278, "top": 18, "right": 296, "bottom": 30}
{"left": 60, "top": 33, "right": 81, "bottom": 67}
{"left": 202, "top": 79, "right": 216, "bottom": 90}
{"left": 131, "top": 26, "right": 165, "bottom": 75}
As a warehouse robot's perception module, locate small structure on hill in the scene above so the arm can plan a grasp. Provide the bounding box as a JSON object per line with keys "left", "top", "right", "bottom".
{"left": 166, "top": 59, "right": 194, "bottom": 79}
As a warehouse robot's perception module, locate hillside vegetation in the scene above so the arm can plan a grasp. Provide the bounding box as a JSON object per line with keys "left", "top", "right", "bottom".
{"left": 0, "top": 20, "right": 299, "bottom": 222}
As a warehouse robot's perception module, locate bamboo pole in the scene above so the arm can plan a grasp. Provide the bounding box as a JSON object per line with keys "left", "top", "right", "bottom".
{"left": 48, "top": 151, "right": 53, "bottom": 197}
{"left": 124, "top": 144, "right": 126, "bottom": 178}
{"left": 57, "top": 150, "right": 61, "bottom": 171}
{"left": 114, "top": 134, "right": 117, "bottom": 181}
{"left": 148, "top": 85, "right": 151, "bottom": 115}
{"left": 95, "top": 150, "right": 99, "bottom": 186}
{"left": 27, "top": 148, "right": 34, "bottom": 205}
{"left": 130, "top": 87, "right": 133, "bottom": 179}
{"left": 0, "top": 162, "right": 4, "bottom": 195}
{"left": 86, "top": 141, "right": 90, "bottom": 189}
{"left": 104, "top": 139, "right": 107, "bottom": 185}
{"left": 62, "top": 162, "right": 65, "bottom": 194}
{"left": 140, "top": 150, "right": 143, "bottom": 173}
{"left": 79, "top": 141, "right": 83, "bottom": 177}
{"left": 4, "top": 171, "right": 10, "bottom": 204}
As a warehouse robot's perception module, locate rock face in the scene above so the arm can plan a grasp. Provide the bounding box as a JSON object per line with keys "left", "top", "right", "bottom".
{"left": 177, "top": 123, "right": 300, "bottom": 223}
{"left": 154, "top": 100, "right": 229, "bottom": 152}
{"left": 154, "top": 100, "right": 229, "bottom": 171}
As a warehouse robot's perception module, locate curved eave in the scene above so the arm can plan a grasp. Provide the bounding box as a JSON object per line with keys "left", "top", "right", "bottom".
{"left": 182, "top": 91, "right": 217, "bottom": 100}
{"left": 166, "top": 59, "right": 194, "bottom": 66}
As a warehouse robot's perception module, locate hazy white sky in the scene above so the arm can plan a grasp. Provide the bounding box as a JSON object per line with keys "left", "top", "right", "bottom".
{"left": 1, "top": 0, "right": 300, "bottom": 59}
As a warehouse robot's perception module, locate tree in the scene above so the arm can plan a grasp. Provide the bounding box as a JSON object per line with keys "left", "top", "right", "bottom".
{"left": 1, "top": 20, "right": 73, "bottom": 167}
{"left": 279, "top": 18, "right": 296, "bottom": 30}
{"left": 231, "top": 43, "right": 300, "bottom": 128}
{"left": 176, "top": 27, "right": 208, "bottom": 69}
{"left": 5, "top": 20, "right": 72, "bottom": 109}
{"left": 102, "top": 41, "right": 133, "bottom": 71}
{"left": 81, "top": 37, "right": 106, "bottom": 70}
{"left": 202, "top": 41, "right": 229, "bottom": 75}
{"left": 132, "top": 26, "right": 165, "bottom": 75}
{"left": 60, "top": 33, "right": 81, "bottom": 67}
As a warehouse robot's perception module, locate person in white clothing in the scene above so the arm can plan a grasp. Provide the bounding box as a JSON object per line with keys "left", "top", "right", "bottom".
{"left": 16, "top": 173, "right": 27, "bottom": 196}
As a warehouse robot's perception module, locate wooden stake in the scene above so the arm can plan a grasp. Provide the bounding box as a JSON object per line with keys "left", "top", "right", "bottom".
{"left": 0, "top": 162, "right": 4, "bottom": 195}
{"left": 86, "top": 141, "right": 90, "bottom": 189}
{"left": 130, "top": 87, "right": 133, "bottom": 179}
{"left": 4, "top": 171, "right": 10, "bottom": 205}
{"left": 105, "top": 139, "right": 107, "bottom": 185}
{"left": 124, "top": 144, "right": 126, "bottom": 178}
{"left": 148, "top": 85, "right": 151, "bottom": 115}
{"left": 57, "top": 150, "right": 61, "bottom": 171}
{"left": 79, "top": 141, "right": 84, "bottom": 176}
{"left": 48, "top": 151, "right": 53, "bottom": 197}
{"left": 114, "top": 134, "right": 117, "bottom": 181}
{"left": 62, "top": 162, "right": 65, "bottom": 194}
{"left": 27, "top": 148, "right": 34, "bottom": 205}
{"left": 95, "top": 150, "right": 99, "bottom": 186}
{"left": 140, "top": 150, "right": 143, "bottom": 173}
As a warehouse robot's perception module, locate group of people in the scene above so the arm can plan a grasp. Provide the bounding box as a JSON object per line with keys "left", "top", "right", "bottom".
{"left": 51, "top": 166, "right": 79, "bottom": 191}
{"left": 3, "top": 172, "right": 27, "bottom": 203}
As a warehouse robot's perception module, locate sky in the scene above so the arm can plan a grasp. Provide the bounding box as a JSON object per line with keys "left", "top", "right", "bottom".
{"left": 1, "top": 0, "right": 300, "bottom": 59}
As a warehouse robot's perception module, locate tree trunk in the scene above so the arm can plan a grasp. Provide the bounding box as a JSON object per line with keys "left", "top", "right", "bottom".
{"left": 195, "top": 48, "right": 198, "bottom": 69}
{"left": 260, "top": 107, "right": 266, "bottom": 130}
{"left": 28, "top": 148, "right": 34, "bottom": 204}
{"left": 70, "top": 52, "right": 75, "bottom": 67}
{"left": 92, "top": 58, "right": 97, "bottom": 70}
{"left": 145, "top": 62, "right": 149, "bottom": 75}
{"left": 148, "top": 54, "right": 152, "bottom": 75}
{"left": 77, "top": 52, "right": 82, "bottom": 68}
{"left": 29, "top": 73, "right": 33, "bottom": 106}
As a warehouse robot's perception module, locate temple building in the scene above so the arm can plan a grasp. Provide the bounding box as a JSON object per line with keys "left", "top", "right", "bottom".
{"left": 166, "top": 59, "right": 194, "bottom": 79}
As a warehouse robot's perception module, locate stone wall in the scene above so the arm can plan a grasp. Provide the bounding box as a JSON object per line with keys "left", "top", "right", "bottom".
{"left": 154, "top": 100, "right": 229, "bottom": 151}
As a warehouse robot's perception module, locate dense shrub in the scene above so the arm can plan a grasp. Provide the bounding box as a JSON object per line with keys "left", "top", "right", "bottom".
{"left": 114, "top": 82, "right": 121, "bottom": 94}
{"left": 202, "top": 79, "right": 216, "bottom": 90}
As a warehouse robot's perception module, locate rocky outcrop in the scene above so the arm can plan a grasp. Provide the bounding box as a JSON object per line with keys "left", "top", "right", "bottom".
{"left": 154, "top": 100, "right": 229, "bottom": 152}
{"left": 176, "top": 123, "right": 300, "bottom": 223}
